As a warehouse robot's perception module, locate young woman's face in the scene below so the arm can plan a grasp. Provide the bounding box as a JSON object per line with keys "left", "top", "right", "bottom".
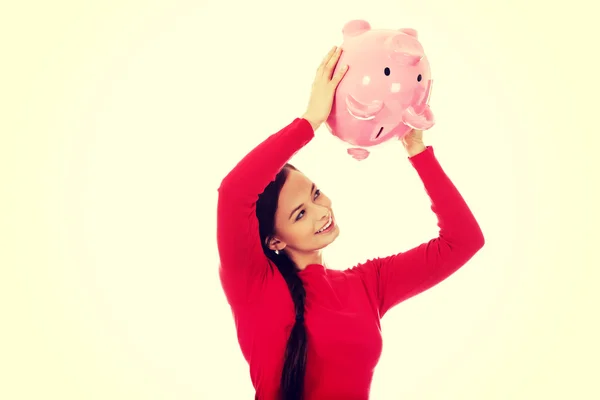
{"left": 270, "top": 169, "right": 340, "bottom": 255}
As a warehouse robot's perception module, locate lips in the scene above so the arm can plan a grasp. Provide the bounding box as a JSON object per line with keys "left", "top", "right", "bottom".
{"left": 315, "top": 215, "right": 333, "bottom": 234}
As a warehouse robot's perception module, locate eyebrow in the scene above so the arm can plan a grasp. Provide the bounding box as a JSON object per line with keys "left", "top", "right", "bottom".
{"left": 289, "top": 183, "right": 316, "bottom": 220}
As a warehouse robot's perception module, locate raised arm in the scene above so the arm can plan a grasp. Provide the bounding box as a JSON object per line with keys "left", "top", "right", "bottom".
{"left": 217, "top": 46, "right": 349, "bottom": 305}
{"left": 217, "top": 118, "right": 315, "bottom": 304}
{"left": 350, "top": 146, "right": 485, "bottom": 318}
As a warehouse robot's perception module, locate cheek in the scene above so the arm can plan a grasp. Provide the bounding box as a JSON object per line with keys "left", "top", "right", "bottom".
{"left": 274, "top": 217, "right": 308, "bottom": 243}
{"left": 291, "top": 220, "right": 317, "bottom": 241}
{"left": 273, "top": 217, "right": 290, "bottom": 240}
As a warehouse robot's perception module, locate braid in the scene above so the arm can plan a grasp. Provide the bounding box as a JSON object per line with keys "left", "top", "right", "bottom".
{"left": 269, "top": 251, "right": 307, "bottom": 400}
{"left": 256, "top": 163, "right": 308, "bottom": 400}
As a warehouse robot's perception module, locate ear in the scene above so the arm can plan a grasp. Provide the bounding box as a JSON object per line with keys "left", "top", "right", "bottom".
{"left": 385, "top": 34, "right": 424, "bottom": 66}
{"left": 398, "top": 28, "right": 418, "bottom": 38}
{"left": 342, "top": 20, "right": 371, "bottom": 38}
{"left": 266, "top": 236, "right": 286, "bottom": 252}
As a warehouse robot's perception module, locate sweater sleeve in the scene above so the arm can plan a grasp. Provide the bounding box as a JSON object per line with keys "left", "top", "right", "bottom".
{"left": 349, "top": 146, "right": 485, "bottom": 318}
{"left": 216, "top": 118, "right": 315, "bottom": 304}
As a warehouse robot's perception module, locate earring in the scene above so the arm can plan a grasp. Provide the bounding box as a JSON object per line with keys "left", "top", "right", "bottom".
{"left": 274, "top": 250, "right": 279, "bottom": 255}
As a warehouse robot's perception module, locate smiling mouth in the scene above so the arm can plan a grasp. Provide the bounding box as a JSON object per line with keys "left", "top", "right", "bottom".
{"left": 315, "top": 215, "right": 334, "bottom": 234}
{"left": 375, "top": 127, "right": 384, "bottom": 138}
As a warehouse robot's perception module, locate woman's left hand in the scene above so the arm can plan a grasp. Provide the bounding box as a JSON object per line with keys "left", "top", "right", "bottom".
{"left": 401, "top": 129, "right": 426, "bottom": 157}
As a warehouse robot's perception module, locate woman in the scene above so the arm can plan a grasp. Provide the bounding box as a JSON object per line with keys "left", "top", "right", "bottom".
{"left": 216, "top": 46, "right": 484, "bottom": 400}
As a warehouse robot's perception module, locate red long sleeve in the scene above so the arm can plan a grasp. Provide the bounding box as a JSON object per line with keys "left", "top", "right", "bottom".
{"left": 348, "top": 146, "right": 485, "bottom": 318}
{"left": 216, "top": 122, "right": 484, "bottom": 399}
{"left": 216, "top": 117, "right": 314, "bottom": 305}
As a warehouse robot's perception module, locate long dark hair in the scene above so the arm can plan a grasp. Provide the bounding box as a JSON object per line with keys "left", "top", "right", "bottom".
{"left": 256, "top": 163, "right": 307, "bottom": 400}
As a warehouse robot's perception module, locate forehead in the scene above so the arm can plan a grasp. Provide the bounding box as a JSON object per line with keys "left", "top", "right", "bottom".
{"left": 278, "top": 170, "right": 313, "bottom": 208}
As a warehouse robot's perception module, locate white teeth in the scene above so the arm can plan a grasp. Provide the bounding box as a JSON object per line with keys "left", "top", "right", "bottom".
{"left": 317, "top": 216, "right": 332, "bottom": 233}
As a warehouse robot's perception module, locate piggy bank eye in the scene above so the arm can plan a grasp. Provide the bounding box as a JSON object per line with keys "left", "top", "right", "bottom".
{"left": 417, "top": 74, "right": 422, "bottom": 82}
{"left": 384, "top": 67, "right": 391, "bottom": 76}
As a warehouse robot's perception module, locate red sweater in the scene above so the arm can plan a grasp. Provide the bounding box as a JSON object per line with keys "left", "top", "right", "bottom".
{"left": 216, "top": 118, "right": 484, "bottom": 400}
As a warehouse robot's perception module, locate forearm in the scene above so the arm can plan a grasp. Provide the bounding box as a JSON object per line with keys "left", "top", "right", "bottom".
{"left": 351, "top": 146, "right": 484, "bottom": 315}
{"left": 218, "top": 117, "right": 315, "bottom": 201}
{"left": 410, "top": 147, "right": 484, "bottom": 252}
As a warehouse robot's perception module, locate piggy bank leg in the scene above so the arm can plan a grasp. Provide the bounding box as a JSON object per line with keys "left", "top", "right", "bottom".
{"left": 401, "top": 106, "right": 435, "bottom": 130}
{"left": 347, "top": 148, "right": 370, "bottom": 160}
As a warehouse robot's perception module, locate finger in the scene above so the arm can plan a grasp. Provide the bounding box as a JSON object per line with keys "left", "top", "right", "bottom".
{"left": 317, "top": 46, "right": 337, "bottom": 74}
{"left": 319, "top": 46, "right": 340, "bottom": 77}
{"left": 324, "top": 47, "right": 343, "bottom": 79}
{"left": 330, "top": 64, "right": 348, "bottom": 86}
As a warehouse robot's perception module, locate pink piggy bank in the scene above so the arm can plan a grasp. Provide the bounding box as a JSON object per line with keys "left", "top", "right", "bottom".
{"left": 326, "top": 20, "right": 435, "bottom": 160}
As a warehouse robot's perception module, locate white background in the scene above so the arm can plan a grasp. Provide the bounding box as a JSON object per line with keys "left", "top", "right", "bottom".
{"left": 2, "top": 0, "right": 599, "bottom": 399}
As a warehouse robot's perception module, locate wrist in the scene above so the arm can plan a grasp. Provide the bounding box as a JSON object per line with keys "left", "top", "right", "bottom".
{"left": 301, "top": 113, "right": 323, "bottom": 131}
{"left": 406, "top": 142, "right": 426, "bottom": 157}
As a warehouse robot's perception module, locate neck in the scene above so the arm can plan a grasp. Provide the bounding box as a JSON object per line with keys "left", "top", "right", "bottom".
{"left": 289, "top": 250, "right": 324, "bottom": 271}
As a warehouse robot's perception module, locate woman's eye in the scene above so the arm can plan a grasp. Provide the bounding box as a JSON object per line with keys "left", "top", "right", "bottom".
{"left": 296, "top": 190, "right": 321, "bottom": 221}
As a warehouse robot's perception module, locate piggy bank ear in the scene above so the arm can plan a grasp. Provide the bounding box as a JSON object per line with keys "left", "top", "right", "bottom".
{"left": 343, "top": 20, "right": 371, "bottom": 38}
{"left": 398, "top": 28, "right": 418, "bottom": 38}
{"left": 386, "top": 34, "right": 424, "bottom": 66}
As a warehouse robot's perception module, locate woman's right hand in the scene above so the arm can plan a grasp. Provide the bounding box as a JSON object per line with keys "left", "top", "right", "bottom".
{"left": 302, "top": 46, "right": 348, "bottom": 131}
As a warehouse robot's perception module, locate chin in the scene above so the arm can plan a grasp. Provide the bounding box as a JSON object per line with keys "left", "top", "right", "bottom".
{"left": 317, "top": 225, "right": 340, "bottom": 247}
{"left": 330, "top": 225, "right": 340, "bottom": 239}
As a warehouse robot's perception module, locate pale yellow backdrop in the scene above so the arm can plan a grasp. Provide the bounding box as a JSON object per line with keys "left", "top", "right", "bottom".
{"left": 1, "top": 0, "right": 598, "bottom": 399}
